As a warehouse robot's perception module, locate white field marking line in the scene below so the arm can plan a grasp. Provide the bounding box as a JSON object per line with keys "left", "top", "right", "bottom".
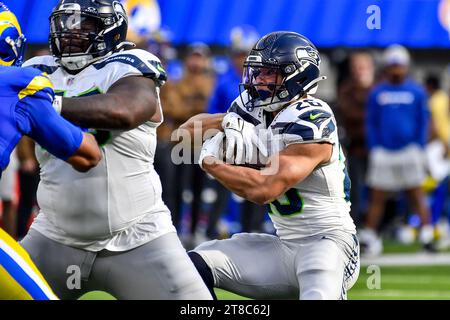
{"left": 349, "top": 289, "right": 450, "bottom": 298}
{"left": 361, "top": 253, "right": 450, "bottom": 266}
{"left": 372, "top": 275, "right": 450, "bottom": 284}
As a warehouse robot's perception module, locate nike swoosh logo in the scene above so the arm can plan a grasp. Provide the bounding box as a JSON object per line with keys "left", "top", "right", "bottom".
{"left": 309, "top": 112, "right": 324, "bottom": 120}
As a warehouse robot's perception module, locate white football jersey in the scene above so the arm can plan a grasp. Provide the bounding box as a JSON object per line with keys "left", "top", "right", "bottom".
{"left": 228, "top": 93, "right": 356, "bottom": 240}
{"left": 22, "top": 49, "right": 176, "bottom": 251}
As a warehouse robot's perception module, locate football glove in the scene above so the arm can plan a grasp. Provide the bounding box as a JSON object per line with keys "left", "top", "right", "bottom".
{"left": 222, "top": 112, "right": 267, "bottom": 165}
{"left": 199, "top": 132, "right": 225, "bottom": 170}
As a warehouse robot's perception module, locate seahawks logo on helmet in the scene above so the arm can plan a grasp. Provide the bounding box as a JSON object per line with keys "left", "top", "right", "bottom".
{"left": 296, "top": 46, "right": 320, "bottom": 67}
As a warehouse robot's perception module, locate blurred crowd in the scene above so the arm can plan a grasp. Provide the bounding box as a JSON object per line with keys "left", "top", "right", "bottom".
{"left": 1, "top": 0, "right": 450, "bottom": 256}
{"left": 336, "top": 47, "right": 450, "bottom": 255}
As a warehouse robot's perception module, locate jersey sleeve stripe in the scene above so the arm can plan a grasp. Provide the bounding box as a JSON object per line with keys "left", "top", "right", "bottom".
{"left": 18, "top": 74, "right": 53, "bottom": 100}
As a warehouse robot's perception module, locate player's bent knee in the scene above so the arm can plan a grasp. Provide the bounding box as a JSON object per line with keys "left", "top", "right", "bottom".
{"left": 299, "top": 269, "right": 342, "bottom": 300}
{"left": 190, "top": 248, "right": 239, "bottom": 282}
{"left": 188, "top": 252, "right": 214, "bottom": 285}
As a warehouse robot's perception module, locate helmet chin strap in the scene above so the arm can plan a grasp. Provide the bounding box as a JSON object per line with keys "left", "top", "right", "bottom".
{"left": 303, "top": 76, "right": 327, "bottom": 94}
{"left": 116, "top": 41, "right": 136, "bottom": 51}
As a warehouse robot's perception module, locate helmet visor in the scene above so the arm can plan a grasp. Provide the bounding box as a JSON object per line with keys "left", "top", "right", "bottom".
{"left": 50, "top": 13, "right": 101, "bottom": 55}
{"left": 241, "top": 65, "right": 285, "bottom": 106}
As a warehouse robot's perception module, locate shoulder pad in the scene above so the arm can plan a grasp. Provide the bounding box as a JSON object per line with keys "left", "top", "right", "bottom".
{"left": 272, "top": 99, "right": 336, "bottom": 144}
{"left": 93, "top": 49, "right": 167, "bottom": 83}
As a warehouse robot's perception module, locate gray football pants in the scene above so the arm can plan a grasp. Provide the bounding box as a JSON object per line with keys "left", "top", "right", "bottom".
{"left": 193, "top": 232, "right": 360, "bottom": 300}
{"left": 20, "top": 230, "right": 212, "bottom": 300}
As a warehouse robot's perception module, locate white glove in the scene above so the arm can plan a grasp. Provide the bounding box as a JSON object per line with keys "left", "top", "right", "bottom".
{"left": 222, "top": 113, "right": 267, "bottom": 164}
{"left": 199, "top": 132, "right": 225, "bottom": 170}
{"left": 52, "top": 95, "right": 63, "bottom": 114}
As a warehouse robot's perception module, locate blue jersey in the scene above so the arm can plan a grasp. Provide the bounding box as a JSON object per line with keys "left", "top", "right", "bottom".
{"left": 366, "top": 79, "right": 429, "bottom": 151}
{"left": 0, "top": 66, "right": 83, "bottom": 173}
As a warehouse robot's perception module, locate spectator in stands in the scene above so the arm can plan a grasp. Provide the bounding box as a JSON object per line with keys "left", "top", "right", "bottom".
{"left": 169, "top": 43, "right": 215, "bottom": 248}
{"left": 337, "top": 51, "right": 375, "bottom": 227}
{"left": 360, "top": 45, "right": 433, "bottom": 255}
{"left": 423, "top": 74, "right": 450, "bottom": 247}
{"left": 208, "top": 25, "right": 259, "bottom": 114}
{"left": 425, "top": 74, "right": 450, "bottom": 151}
{"left": 148, "top": 29, "right": 182, "bottom": 228}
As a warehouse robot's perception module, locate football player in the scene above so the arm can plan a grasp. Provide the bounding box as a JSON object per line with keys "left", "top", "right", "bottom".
{"left": 0, "top": 2, "right": 102, "bottom": 300}
{"left": 19, "top": 0, "right": 211, "bottom": 300}
{"left": 182, "top": 32, "right": 360, "bottom": 299}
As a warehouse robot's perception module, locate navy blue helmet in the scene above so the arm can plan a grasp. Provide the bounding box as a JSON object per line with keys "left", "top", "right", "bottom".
{"left": 240, "top": 31, "right": 325, "bottom": 112}
{"left": 49, "top": 0, "right": 131, "bottom": 72}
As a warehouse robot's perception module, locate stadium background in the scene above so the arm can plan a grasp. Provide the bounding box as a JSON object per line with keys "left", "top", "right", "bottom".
{"left": 2, "top": 0, "right": 450, "bottom": 300}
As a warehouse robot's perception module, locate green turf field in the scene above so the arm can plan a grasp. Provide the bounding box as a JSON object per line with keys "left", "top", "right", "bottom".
{"left": 349, "top": 265, "right": 450, "bottom": 300}
{"left": 79, "top": 265, "right": 450, "bottom": 300}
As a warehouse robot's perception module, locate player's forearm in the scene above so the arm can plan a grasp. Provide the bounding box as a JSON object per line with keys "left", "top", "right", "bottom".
{"left": 202, "top": 159, "right": 277, "bottom": 205}
{"left": 176, "top": 113, "right": 226, "bottom": 145}
{"left": 16, "top": 137, "right": 36, "bottom": 162}
{"left": 61, "top": 94, "right": 155, "bottom": 130}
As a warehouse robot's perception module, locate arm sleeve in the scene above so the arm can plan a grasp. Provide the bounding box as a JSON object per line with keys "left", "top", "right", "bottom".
{"left": 15, "top": 87, "right": 83, "bottom": 161}
{"left": 366, "top": 90, "right": 378, "bottom": 150}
